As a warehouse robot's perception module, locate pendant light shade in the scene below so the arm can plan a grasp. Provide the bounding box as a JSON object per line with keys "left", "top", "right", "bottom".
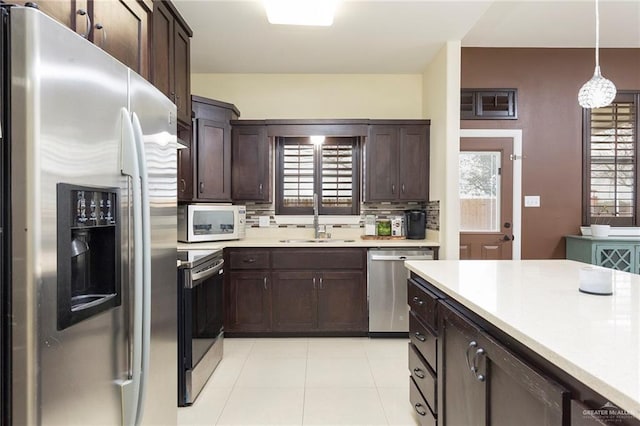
{"left": 578, "top": 0, "right": 616, "bottom": 109}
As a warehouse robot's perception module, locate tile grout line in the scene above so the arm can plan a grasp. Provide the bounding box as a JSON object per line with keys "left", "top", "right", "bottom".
{"left": 214, "top": 339, "right": 257, "bottom": 426}
{"left": 365, "top": 343, "right": 393, "bottom": 426}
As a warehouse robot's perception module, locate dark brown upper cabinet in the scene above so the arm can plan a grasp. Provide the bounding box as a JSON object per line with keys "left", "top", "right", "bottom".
{"left": 231, "top": 124, "right": 271, "bottom": 202}
{"left": 177, "top": 125, "right": 193, "bottom": 202}
{"left": 191, "top": 96, "right": 240, "bottom": 202}
{"left": 152, "top": 0, "right": 192, "bottom": 125}
{"left": 461, "top": 89, "right": 518, "bottom": 120}
{"left": 365, "top": 121, "right": 430, "bottom": 202}
{"left": 22, "top": 0, "right": 152, "bottom": 79}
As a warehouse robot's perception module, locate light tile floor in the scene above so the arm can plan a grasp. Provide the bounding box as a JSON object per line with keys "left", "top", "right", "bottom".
{"left": 178, "top": 337, "right": 421, "bottom": 426}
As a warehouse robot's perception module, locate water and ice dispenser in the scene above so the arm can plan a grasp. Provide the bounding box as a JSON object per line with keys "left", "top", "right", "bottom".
{"left": 57, "top": 184, "right": 121, "bottom": 330}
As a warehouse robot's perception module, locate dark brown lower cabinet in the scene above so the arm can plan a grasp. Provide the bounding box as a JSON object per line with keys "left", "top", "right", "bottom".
{"left": 316, "top": 271, "right": 366, "bottom": 332}
{"left": 226, "top": 271, "right": 271, "bottom": 332}
{"left": 225, "top": 248, "right": 367, "bottom": 335}
{"left": 441, "top": 301, "right": 568, "bottom": 426}
{"left": 271, "top": 271, "right": 316, "bottom": 332}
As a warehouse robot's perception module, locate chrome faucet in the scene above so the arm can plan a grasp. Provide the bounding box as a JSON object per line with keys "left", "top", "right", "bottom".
{"left": 313, "top": 193, "right": 319, "bottom": 238}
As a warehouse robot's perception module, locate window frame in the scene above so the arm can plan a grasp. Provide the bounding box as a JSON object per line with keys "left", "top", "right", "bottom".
{"left": 275, "top": 136, "right": 360, "bottom": 216}
{"left": 582, "top": 91, "right": 640, "bottom": 226}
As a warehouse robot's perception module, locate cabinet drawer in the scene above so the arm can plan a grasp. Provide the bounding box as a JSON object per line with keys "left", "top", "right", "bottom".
{"left": 272, "top": 248, "right": 365, "bottom": 270}
{"left": 409, "top": 312, "right": 437, "bottom": 372}
{"left": 410, "top": 377, "right": 436, "bottom": 426}
{"left": 408, "top": 278, "right": 438, "bottom": 333}
{"left": 409, "top": 343, "right": 437, "bottom": 415}
{"left": 228, "top": 250, "right": 270, "bottom": 269}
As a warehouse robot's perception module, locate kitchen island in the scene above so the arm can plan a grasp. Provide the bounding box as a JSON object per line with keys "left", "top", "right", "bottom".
{"left": 405, "top": 259, "right": 640, "bottom": 425}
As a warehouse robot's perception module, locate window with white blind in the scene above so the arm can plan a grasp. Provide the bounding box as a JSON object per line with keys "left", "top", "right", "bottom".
{"left": 584, "top": 93, "right": 640, "bottom": 226}
{"left": 276, "top": 136, "right": 359, "bottom": 215}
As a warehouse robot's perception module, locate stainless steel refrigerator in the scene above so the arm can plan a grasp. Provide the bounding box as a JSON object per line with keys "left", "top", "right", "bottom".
{"left": 0, "top": 6, "right": 178, "bottom": 425}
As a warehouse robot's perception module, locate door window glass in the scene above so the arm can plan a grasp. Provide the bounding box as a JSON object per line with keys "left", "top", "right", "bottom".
{"left": 459, "top": 151, "right": 501, "bottom": 232}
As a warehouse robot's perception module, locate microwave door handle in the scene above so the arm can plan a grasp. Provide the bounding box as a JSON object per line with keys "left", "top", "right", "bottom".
{"left": 118, "top": 108, "right": 142, "bottom": 426}
{"left": 132, "top": 112, "right": 152, "bottom": 426}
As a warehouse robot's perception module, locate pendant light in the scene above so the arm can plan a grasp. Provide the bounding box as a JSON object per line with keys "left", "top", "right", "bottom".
{"left": 578, "top": 0, "right": 616, "bottom": 109}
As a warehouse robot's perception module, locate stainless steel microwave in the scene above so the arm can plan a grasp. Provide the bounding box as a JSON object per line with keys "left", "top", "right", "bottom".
{"left": 178, "top": 204, "right": 246, "bottom": 242}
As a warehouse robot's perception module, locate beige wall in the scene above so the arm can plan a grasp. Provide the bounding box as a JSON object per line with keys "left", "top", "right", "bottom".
{"left": 422, "top": 41, "right": 461, "bottom": 260}
{"left": 191, "top": 74, "right": 423, "bottom": 119}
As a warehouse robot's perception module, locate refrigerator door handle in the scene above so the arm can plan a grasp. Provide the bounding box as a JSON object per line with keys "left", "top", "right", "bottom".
{"left": 118, "top": 108, "right": 143, "bottom": 426}
{"left": 131, "top": 112, "right": 152, "bottom": 426}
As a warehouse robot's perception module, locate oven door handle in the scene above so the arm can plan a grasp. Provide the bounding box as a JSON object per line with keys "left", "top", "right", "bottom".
{"left": 191, "top": 259, "right": 225, "bottom": 283}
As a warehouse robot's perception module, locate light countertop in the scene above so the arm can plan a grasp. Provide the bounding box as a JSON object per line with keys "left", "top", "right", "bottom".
{"left": 178, "top": 227, "right": 440, "bottom": 250}
{"left": 404, "top": 259, "right": 640, "bottom": 418}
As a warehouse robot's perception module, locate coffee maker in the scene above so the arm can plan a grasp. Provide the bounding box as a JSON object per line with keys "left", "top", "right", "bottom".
{"left": 405, "top": 210, "right": 426, "bottom": 240}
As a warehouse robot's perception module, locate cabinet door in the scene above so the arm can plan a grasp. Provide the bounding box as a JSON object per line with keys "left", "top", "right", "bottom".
{"left": 595, "top": 245, "right": 634, "bottom": 272}
{"left": 442, "top": 304, "right": 487, "bottom": 426}
{"left": 177, "top": 125, "right": 193, "bottom": 201}
{"left": 24, "top": 0, "right": 88, "bottom": 32}
{"left": 92, "top": 0, "right": 150, "bottom": 79}
{"left": 366, "top": 125, "right": 398, "bottom": 201}
{"left": 399, "top": 125, "right": 429, "bottom": 201}
{"left": 271, "top": 271, "right": 317, "bottom": 332}
{"left": 226, "top": 271, "right": 271, "bottom": 332}
{"left": 232, "top": 126, "right": 270, "bottom": 202}
{"left": 317, "top": 271, "right": 367, "bottom": 332}
{"left": 173, "top": 21, "right": 191, "bottom": 124}
{"left": 196, "top": 119, "right": 231, "bottom": 201}
{"left": 151, "top": 0, "right": 174, "bottom": 99}
{"left": 478, "top": 333, "right": 568, "bottom": 426}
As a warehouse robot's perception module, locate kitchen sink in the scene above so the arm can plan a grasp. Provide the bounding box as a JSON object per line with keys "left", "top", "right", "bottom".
{"left": 279, "top": 238, "right": 356, "bottom": 243}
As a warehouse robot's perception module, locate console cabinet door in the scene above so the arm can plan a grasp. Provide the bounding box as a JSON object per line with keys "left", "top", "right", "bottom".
{"left": 196, "top": 119, "right": 231, "bottom": 201}
{"left": 317, "top": 271, "right": 367, "bottom": 332}
{"left": 232, "top": 125, "right": 270, "bottom": 202}
{"left": 271, "top": 271, "right": 317, "bottom": 332}
{"left": 226, "top": 271, "right": 271, "bottom": 332}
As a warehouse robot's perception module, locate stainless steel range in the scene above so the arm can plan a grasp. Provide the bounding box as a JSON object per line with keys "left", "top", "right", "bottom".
{"left": 177, "top": 249, "right": 224, "bottom": 406}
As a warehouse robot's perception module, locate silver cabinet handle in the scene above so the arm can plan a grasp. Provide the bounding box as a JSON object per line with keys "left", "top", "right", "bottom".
{"left": 77, "top": 9, "right": 91, "bottom": 39}
{"left": 413, "top": 368, "right": 425, "bottom": 379}
{"left": 414, "top": 331, "right": 426, "bottom": 342}
{"left": 414, "top": 403, "right": 427, "bottom": 416}
{"left": 263, "top": 276, "right": 267, "bottom": 290}
{"left": 243, "top": 258, "right": 256, "bottom": 263}
{"left": 95, "top": 23, "right": 107, "bottom": 45}
{"left": 402, "top": 183, "right": 406, "bottom": 193}
{"left": 259, "top": 183, "right": 263, "bottom": 195}
{"left": 319, "top": 277, "right": 323, "bottom": 289}
{"left": 313, "top": 277, "right": 316, "bottom": 289}
{"left": 180, "top": 179, "right": 186, "bottom": 192}
{"left": 391, "top": 184, "right": 395, "bottom": 194}
{"left": 412, "top": 296, "right": 424, "bottom": 306}
{"left": 199, "top": 182, "right": 204, "bottom": 193}
{"left": 473, "top": 348, "right": 486, "bottom": 381}
{"left": 176, "top": 95, "right": 181, "bottom": 111}
{"left": 465, "top": 340, "right": 478, "bottom": 372}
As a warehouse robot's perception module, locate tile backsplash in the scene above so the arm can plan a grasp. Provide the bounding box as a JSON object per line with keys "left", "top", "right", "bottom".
{"left": 243, "top": 200, "right": 440, "bottom": 231}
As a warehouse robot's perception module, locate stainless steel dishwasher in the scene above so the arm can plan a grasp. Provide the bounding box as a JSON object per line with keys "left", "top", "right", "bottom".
{"left": 368, "top": 248, "right": 434, "bottom": 335}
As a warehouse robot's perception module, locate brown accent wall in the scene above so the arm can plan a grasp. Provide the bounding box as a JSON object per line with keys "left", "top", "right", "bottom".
{"left": 461, "top": 48, "right": 640, "bottom": 259}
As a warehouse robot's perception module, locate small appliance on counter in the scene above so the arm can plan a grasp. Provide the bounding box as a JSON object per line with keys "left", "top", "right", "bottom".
{"left": 178, "top": 204, "right": 246, "bottom": 242}
{"left": 405, "top": 210, "right": 426, "bottom": 239}
{"left": 391, "top": 216, "right": 404, "bottom": 237}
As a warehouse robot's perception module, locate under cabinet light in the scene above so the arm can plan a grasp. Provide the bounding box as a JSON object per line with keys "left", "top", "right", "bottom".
{"left": 263, "top": 0, "right": 339, "bottom": 26}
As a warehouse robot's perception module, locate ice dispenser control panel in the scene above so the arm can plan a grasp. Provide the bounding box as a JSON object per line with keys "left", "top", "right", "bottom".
{"left": 57, "top": 183, "right": 121, "bottom": 330}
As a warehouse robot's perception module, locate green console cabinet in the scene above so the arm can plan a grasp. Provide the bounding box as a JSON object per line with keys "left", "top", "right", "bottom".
{"left": 565, "top": 235, "right": 640, "bottom": 273}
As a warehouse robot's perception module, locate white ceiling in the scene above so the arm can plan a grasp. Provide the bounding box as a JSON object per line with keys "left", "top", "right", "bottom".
{"left": 173, "top": 0, "right": 640, "bottom": 74}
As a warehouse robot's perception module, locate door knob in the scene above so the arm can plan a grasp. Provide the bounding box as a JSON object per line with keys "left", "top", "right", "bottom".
{"left": 503, "top": 235, "right": 511, "bottom": 241}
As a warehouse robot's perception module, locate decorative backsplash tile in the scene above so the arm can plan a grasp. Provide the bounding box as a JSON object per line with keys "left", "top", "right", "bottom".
{"left": 243, "top": 199, "right": 440, "bottom": 231}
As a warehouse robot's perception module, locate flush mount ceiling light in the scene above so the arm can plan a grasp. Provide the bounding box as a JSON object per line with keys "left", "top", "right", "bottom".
{"left": 263, "top": 0, "right": 339, "bottom": 26}
{"left": 578, "top": 0, "right": 617, "bottom": 109}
